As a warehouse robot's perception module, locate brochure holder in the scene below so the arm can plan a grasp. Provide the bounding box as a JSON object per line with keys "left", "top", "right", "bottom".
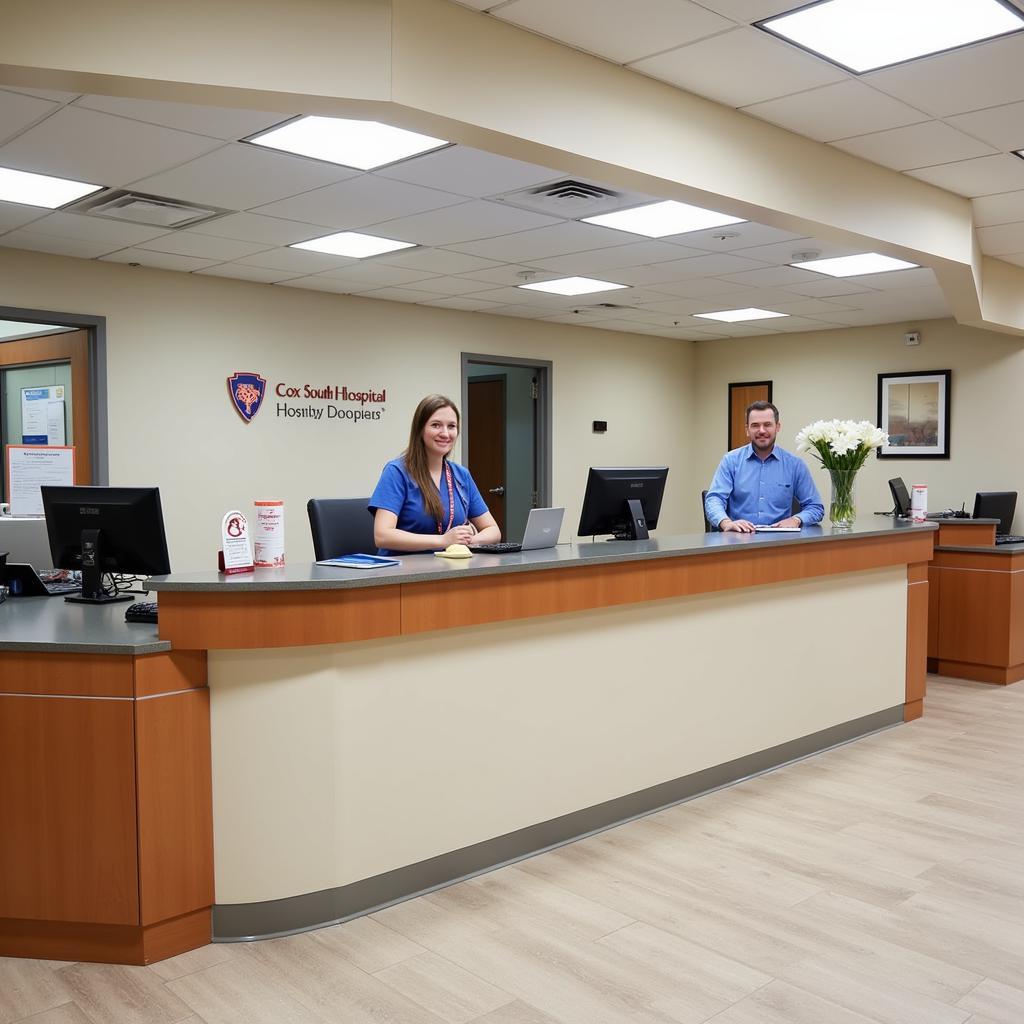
{"left": 218, "top": 510, "right": 255, "bottom": 575}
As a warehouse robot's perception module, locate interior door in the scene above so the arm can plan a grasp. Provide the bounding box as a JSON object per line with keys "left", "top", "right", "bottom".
{"left": 467, "top": 377, "right": 506, "bottom": 537}
{"left": 728, "top": 381, "right": 772, "bottom": 450}
{"left": 0, "top": 328, "right": 92, "bottom": 499}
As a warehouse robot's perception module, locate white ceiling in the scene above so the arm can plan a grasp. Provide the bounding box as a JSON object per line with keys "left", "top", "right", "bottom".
{"left": 3, "top": 0, "right": 1024, "bottom": 341}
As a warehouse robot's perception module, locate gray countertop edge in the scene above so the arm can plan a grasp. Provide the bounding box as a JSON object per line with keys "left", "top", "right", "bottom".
{"left": 936, "top": 544, "right": 1024, "bottom": 554}
{"left": 0, "top": 638, "right": 172, "bottom": 655}
{"left": 144, "top": 521, "right": 938, "bottom": 593}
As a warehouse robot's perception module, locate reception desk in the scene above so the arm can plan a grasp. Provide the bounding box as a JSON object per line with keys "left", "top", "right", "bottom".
{"left": 1, "top": 520, "right": 933, "bottom": 960}
{"left": 928, "top": 519, "right": 1024, "bottom": 684}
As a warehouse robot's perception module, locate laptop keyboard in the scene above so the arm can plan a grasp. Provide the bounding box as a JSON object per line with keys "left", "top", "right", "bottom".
{"left": 468, "top": 542, "right": 522, "bottom": 554}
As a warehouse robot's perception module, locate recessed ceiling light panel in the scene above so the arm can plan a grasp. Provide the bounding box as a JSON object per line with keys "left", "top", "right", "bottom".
{"left": 291, "top": 231, "right": 416, "bottom": 259}
{"left": 0, "top": 166, "right": 103, "bottom": 209}
{"left": 518, "top": 276, "right": 629, "bottom": 296}
{"left": 248, "top": 116, "right": 449, "bottom": 170}
{"left": 694, "top": 308, "right": 789, "bottom": 322}
{"left": 759, "top": 0, "right": 1024, "bottom": 75}
{"left": 791, "top": 253, "right": 920, "bottom": 277}
{"left": 582, "top": 200, "right": 745, "bottom": 238}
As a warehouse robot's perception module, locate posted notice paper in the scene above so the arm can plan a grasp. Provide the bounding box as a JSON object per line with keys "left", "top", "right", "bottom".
{"left": 5, "top": 445, "right": 75, "bottom": 516}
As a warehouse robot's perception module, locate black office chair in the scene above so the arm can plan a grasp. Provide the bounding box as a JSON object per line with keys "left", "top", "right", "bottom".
{"left": 701, "top": 489, "right": 715, "bottom": 532}
{"left": 307, "top": 497, "right": 377, "bottom": 559}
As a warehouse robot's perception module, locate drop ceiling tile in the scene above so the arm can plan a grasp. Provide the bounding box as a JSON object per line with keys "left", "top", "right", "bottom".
{"left": 865, "top": 34, "right": 1024, "bottom": 118}
{"left": 832, "top": 122, "right": 996, "bottom": 172}
{"left": 0, "top": 87, "right": 79, "bottom": 103}
{"left": 476, "top": 303, "right": 554, "bottom": 318}
{"left": 717, "top": 265, "right": 823, "bottom": 287}
{"left": 138, "top": 233, "right": 270, "bottom": 260}
{"left": 529, "top": 240, "right": 704, "bottom": 275}
{"left": 73, "top": 95, "right": 285, "bottom": 141}
{"left": 697, "top": 286, "right": 815, "bottom": 307}
{"left": 313, "top": 264, "right": 442, "bottom": 288}
{"left": 276, "top": 276, "right": 361, "bottom": 295}
{"left": 186, "top": 212, "right": 331, "bottom": 246}
{"left": 0, "top": 89, "right": 59, "bottom": 145}
{"left": 676, "top": 222, "right": 801, "bottom": 251}
{"left": 366, "top": 200, "right": 561, "bottom": 247}
{"left": 630, "top": 27, "right": 845, "bottom": 109}
{"left": 693, "top": 0, "right": 802, "bottom": 23}
{"left": 907, "top": 154, "right": 1024, "bottom": 198}
{"left": 972, "top": 191, "right": 1024, "bottom": 227}
{"left": 194, "top": 264, "right": 302, "bottom": 283}
{"left": 129, "top": 143, "right": 358, "bottom": 210}
{"left": 0, "top": 200, "right": 49, "bottom": 233}
{"left": 0, "top": 230, "right": 118, "bottom": 258}
{"left": 377, "top": 248, "right": 505, "bottom": 275}
{"left": 447, "top": 220, "right": 632, "bottom": 261}
{"left": 766, "top": 315, "right": 838, "bottom": 331}
{"left": 0, "top": 106, "right": 222, "bottom": 186}
{"left": 21, "top": 211, "right": 171, "bottom": 246}
{"left": 611, "top": 252, "right": 770, "bottom": 285}
{"left": 253, "top": 175, "right": 466, "bottom": 230}
{"left": 742, "top": 81, "right": 926, "bottom": 143}
{"left": 467, "top": 285, "right": 587, "bottom": 305}
{"left": 977, "top": 222, "right": 1024, "bottom": 256}
{"left": 947, "top": 101, "right": 1024, "bottom": 152}
{"left": 100, "top": 248, "right": 221, "bottom": 271}
{"left": 455, "top": 265, "right": 565, "bottom": 287}
{"left": 356, "top": 286, "right": 450, "bottom": 303}
{"left": 633, "top": 297, "right": 708, "bottom": 316}
{"left": 641, "top": 276, "right": 745, "bottom": 298}
{"left": 235, "top": 247, "right": 360, "bottom": 274}
{"left": 768, "top": 297, "right": 855, "bottom": 315}
{"left": 496, "top": 0, "right": 732, "bottom": 64}
{"left": 842, "top": 267, "right": 937, "bottom": 291}
{"left": 370, "top": 273, "right": 493, "bottom": 295}
{"left": 375, "top": 145, "right": 559, "bottom": 197}
{"left": 781, "top": 278, "right": 878, "bottom": 298}
{"left": 734, "top": 237, "right": 859, "bottom": 265}
{"left": 539, "top": 311, "right": 609, "bottom": 324}
{"left": 566, "top": 318, "right": 644, "bottom": 333}
{"left": 421, "top": 295, "right": 507, "bottom": 311}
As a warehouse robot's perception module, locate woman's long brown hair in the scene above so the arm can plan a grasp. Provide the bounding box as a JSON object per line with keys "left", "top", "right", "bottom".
{"left": 403, "top": 394, "right": 460, "bottom": 524}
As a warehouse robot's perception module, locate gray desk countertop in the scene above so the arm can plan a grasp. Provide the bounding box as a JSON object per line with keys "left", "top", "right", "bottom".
{"left": 145, "top": 518, "right": 937, "bottom": 593}
{"left": 0, "top": 595, "right": 168, "bottom": 654}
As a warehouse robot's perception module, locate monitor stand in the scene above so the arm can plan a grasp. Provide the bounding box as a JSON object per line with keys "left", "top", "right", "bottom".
{"left": 612, "top": 499, "right": 650, "bottom": 540}
{"left": 63, "top": 528, "right": 133, "bottom": 604}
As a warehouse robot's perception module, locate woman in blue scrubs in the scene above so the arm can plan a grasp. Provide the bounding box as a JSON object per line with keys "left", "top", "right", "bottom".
{"left": 369, "top": 394, "right": 501, "bottom": 554}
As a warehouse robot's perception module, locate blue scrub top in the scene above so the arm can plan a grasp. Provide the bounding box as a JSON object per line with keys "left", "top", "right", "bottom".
{"left": 368, "top": 458, "right": 489, "bottom": 554}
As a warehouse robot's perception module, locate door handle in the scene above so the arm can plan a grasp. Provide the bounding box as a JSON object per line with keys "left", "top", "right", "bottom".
{"left": 488, "top": 486, "right": 505, "bottom": 496}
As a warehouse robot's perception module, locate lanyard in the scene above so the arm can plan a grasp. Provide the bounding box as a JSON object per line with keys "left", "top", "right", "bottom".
{"left": 437, "top": 460, "right": 456, "bottom": 534}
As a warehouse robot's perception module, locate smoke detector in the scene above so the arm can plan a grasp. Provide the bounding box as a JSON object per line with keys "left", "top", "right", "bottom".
{"left": 791, "top": 249, "right": 821, "bottom": 262}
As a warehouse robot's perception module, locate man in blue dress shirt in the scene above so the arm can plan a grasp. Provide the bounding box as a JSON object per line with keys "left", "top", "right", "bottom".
{"left": 704, "top": 401, "right": 824, "bottom": 534}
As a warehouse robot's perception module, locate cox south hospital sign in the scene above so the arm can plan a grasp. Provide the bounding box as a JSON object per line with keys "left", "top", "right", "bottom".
{"left": 227, "top": 372, "right": 387, "bottom": 424}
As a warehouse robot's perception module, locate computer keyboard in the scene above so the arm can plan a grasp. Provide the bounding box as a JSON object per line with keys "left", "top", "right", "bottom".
{"left": 995, "top": 535, "right": 1024, "bottom": 545}
{"left": 468, "top": 542, "right": 522, "bottom": 554}
{"left": 44, "top": 580, "right": 81, "bottom": 595}
{"left": 124, "top": 601, "right": 158, "bottom": 623}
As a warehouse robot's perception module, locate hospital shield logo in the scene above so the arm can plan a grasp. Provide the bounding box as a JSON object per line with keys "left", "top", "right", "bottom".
{"left": 228, "top": 372, "right": 267, "bottom": 423}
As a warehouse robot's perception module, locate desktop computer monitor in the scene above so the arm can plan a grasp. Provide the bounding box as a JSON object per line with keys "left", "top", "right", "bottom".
{"left": 973, "top": 491, "right": 1017, "bottom": 536}
{"left": 577, "top": 467, "right": 668, "bottom": 540}
{"left": 41, "top": 485, "right": 171, "bottom": 603}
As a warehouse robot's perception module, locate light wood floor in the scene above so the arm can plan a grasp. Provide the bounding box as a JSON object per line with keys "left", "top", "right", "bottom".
{"left": 5, "top": 676, "right": 1024, "bottom": 1024}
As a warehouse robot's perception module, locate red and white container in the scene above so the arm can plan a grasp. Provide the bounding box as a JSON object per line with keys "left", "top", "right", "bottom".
{"left": 910, "top": 484, "right": 928, "bottom": 522}
{"left": 253, "top": 499, "right": 285, "bottom": 567}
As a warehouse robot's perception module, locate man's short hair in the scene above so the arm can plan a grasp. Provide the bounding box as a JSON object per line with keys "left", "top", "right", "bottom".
{"left": 746, "top": 400, "right": 780, "bottom": 423}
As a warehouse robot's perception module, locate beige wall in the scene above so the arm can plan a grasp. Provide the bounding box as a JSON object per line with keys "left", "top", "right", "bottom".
{"left": 692, "top": 318, "right": 1024, "bottom": 532}
{"left": 0, "top": 248, "right": 695, "bottom": 570}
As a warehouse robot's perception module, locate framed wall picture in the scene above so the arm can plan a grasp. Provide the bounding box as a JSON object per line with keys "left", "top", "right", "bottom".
{"left": 877, "top": 369, "right": 951, "bottom": 459}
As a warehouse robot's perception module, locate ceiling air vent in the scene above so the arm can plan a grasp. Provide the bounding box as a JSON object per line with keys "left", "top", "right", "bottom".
{"left": 68, "top": 190, "right": 230, "bottom": 229}
{"left": 494, "top": 178, "right": 650, "bottom": 218}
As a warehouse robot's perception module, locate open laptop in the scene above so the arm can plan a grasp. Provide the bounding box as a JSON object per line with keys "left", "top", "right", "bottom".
{"left": 3, "top": 563, "right": 81, "bottom": 597}
{"left": 469, "top": 507, "right": 565, "bottom": 554}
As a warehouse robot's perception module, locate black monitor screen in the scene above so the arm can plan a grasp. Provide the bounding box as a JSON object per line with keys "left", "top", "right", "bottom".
{"left": 973, "top": 491, "right": 1017, "bottom": 536}
{"left": 889, "top": 477, "right": 911, "bottom": 518}
{"left": 41, "top": 485, "right": 171, "bottom": 603}
{"left": 577, "top": 467, "right": 668, "bottom": 540}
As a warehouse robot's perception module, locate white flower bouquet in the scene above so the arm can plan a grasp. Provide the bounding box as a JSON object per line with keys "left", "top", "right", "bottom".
{"left": 795, "top": 419, "right": 889, "bottom": 527}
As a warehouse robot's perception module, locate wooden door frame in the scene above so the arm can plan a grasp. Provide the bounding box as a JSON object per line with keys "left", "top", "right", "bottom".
{"left": 461, "top": 353, "right": 552, "bottom": 509}
{"left": 0, "top": 306, "right": 108, "bottom": 485}
{"left": 728, "top": 380, "right": 772, "bottom": 451}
